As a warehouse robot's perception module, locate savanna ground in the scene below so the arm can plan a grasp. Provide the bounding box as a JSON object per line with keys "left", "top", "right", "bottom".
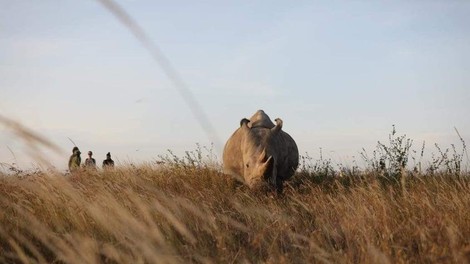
{"left": 1, "top": 128, "right": 470, "bottom": 263}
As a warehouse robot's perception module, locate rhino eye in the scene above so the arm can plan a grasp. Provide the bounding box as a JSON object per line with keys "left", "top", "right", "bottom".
{"left": 246, "top": 163, "right": 249, "bottom": 168}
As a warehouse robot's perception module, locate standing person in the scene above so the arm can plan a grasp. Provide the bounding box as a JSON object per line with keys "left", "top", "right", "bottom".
{"left": 68, "top": 146, "right": 81, "bottom": 172}
{"left": 102, "top": 152, "right": 114, "bottom": 169}
{"left": 85, "top": 151, "right": 96, "bottom": 169}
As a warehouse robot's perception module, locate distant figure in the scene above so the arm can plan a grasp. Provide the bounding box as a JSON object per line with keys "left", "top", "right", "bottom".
{"left": 102, "top": 152, "right": 115, "bottom": 169}
{"left": 68, "top": 146, "right": 81, "bottom": 172}
{"left": 85, "top": 151, "right": 96, "bottom": 169}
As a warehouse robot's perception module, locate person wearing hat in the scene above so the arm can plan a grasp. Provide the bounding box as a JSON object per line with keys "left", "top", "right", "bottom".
{"left": 85, "top": 151, "right": 96, "bottom": 169}
{"left": 102, "top": 152, "right": 115, "bottom": 169}
{"left": 68, "top": 146, "right": 81, "bottom": 172}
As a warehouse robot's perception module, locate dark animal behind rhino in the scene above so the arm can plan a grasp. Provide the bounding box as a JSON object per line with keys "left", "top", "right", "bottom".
{"left": 223, "top": 110, "right": 299, "bottom": 193}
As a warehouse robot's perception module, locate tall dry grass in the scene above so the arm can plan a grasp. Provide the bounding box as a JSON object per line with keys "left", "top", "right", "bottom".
{"left": 1, "top": 161, "right": 470, "bottom": 263}
{"left": 1, "top": 116, "right": 469, "bottom": 263}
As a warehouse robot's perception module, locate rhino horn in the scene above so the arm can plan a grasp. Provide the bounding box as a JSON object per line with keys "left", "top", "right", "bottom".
{"left": 258, "top": 148, "right": 268, "bottom": 162}
{"left": 262, "top": 156, "right": 274, "bottom": 179}
{"left": 271, "top": 118, "right": 283, "bottom": 133}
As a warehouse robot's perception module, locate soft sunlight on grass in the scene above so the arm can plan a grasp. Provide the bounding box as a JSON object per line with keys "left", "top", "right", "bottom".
{"left": 1, "top": 155, "right": 470, "bottom": 263}
{"left": 1, "top": 120, "right": 469, "bottom": 263}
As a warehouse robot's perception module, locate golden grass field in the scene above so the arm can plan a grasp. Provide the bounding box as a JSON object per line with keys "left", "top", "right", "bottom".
{"left": 1, "top": 116, "right": 469, "bottom": 263}
{"left": 1, "top": 159, "right": 469, "bottom": 263}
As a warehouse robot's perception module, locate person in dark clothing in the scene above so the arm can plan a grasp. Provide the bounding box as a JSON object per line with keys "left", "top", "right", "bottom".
{"left": 102, "top": 152, "right": 115, "bottom": 169}
{"left": 68, "top": 146, "right": 81, "bottom": 172}
{"left": 85, "top": 151, "right": 96, "bottom": 169}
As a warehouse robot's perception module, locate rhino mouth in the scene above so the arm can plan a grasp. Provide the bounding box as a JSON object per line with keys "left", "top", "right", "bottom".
{"left": 248, "top": 179, "right": 271, "bottom": 192}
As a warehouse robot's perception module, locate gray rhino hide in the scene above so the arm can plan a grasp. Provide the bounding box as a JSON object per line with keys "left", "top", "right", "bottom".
{"left": 223, "top": 110, "right": 299, "bottom": 192}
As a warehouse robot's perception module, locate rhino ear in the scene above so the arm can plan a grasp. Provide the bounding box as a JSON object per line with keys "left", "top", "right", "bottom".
{"left": 271, "top": 118, "right": 283, "bottom": 133}
{"left": 240, "top": 118, "right": 250, "bottom": 128}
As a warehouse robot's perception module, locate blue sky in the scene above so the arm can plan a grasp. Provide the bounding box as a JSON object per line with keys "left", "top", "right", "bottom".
{"left": 1, "top": 1, "right": 469, "bottom": 170}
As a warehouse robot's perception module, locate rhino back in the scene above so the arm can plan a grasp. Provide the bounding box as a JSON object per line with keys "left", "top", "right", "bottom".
{"left": 249, "top": 110, "right": 275, "bottom": 129}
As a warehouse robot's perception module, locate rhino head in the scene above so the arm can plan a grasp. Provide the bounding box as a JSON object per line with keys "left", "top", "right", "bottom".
{"left": 239, "top": 117, "right": 283, "bottom": 190}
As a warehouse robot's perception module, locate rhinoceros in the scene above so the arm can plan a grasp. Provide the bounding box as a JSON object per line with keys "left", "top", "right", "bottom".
{"left": 223, "top": 110, "right": 299, "bottom": 193}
